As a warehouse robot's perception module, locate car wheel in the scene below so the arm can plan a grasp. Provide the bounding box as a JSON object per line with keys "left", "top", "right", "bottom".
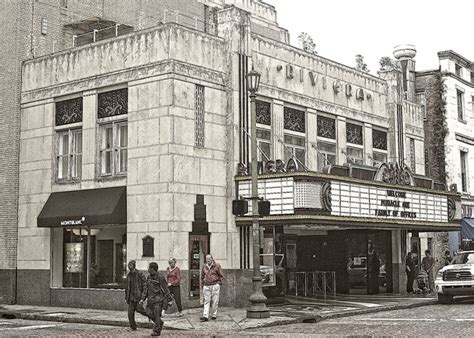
{"left": 437, "top": 293, "right": 453, "bottom": 304}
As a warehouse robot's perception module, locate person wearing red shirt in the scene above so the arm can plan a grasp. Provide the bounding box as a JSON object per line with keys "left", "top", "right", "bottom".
{"left": 165, "top": 257, "right": 183, "bottom": 316}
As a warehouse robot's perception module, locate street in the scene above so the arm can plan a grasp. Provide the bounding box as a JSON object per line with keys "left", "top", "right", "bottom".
{"left": 1, "top": 297, "right": 473, "bottom": 337}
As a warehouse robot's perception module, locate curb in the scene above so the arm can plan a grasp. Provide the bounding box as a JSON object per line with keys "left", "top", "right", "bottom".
{"left": 0, "top": 300, "right": 437, "bottom": 331}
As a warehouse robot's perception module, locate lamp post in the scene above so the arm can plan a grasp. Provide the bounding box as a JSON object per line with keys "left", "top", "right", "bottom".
{"left": 246, "top": 68, "right": 270, "bottom": 319}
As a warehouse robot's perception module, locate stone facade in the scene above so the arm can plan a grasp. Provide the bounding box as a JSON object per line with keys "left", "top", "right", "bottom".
{"left": 416, "top": 50, "right": 474, "bottom": 255}
{"left": 14, "top": 1, "right": 452, "bottom": 309}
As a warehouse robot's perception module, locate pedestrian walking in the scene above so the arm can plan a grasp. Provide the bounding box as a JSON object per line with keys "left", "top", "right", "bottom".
{"left": 443, "top": 249, "right": 452, "bottom": 266}
{"left": 421, "top": 250, "right": 435, "bottom": 292}
{"left": 367, "top": 243, "right": 380, "bottom": 295}
{"left": 199, "top": 254, "right": 224, "bottom": 322}
{"left": 125, "top": 260, "right": 147, "bottom": 331}
{"left": 405, "top": 252, "right": 415, "bottom": 293}
{"left": 140, "top": 262, "right": 173, "bottom": 336}
{"left": 166, "top": 257, "right": 183, "bottom": 316}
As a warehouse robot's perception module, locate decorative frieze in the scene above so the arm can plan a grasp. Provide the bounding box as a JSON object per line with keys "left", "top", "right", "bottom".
{"left": 284, "top": 107, "right": 305, "bottom": 133}
{"left": 256, "top": 100, "right": 271, "bottom": 125}
{"left": 55, "top": 97, "right": 83, "bottom": 126}
{"left": 98, "top": 88, "right": 128, "bottom": 118}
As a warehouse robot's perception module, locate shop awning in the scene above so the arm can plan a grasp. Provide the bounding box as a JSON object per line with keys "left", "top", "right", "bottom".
{"left": 461, "top": 218, "right": 474, "bottom": 240}
{"left": 37, "top": 187, "right": 126, "bottom": 227}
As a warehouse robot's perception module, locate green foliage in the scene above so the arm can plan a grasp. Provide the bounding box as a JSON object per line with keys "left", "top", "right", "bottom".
{"left": 297, "top": 32, "right": 317, "bottom": 55}
{"left": 355, "top": 54, "right": 369, "bottom": 73}
{"left": 430, "top": 72, "right": 448, "bottom": 183}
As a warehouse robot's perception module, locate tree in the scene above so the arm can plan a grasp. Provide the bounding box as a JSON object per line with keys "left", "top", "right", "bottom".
{"left": 355, "top": 54, "right": 369, "bottom": 73}
{"left": 297, "top": 32, "right": 317, "bottom": 55}
{"left": 378, "top": 56, "right": 398, "bottom": 73}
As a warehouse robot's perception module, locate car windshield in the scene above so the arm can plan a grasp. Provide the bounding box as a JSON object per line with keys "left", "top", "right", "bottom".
{"left": 451, "top": 253, "right": 474, "bottom": 265}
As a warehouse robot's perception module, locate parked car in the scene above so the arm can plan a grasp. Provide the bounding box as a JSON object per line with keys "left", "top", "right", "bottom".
{"left": 435, "top": 250, "right": 474, "bottom": 304}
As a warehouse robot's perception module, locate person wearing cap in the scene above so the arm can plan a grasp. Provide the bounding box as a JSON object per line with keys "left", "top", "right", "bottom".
{"left": 165, "top": 257, "right": 183, "bottom": 317}
{"left": 125, "top": 260, "right": 146, "bottom": 331}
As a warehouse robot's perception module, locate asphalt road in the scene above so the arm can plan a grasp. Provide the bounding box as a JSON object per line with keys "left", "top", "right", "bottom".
{"left": 1, "top": 297, "right": 473, "bottom": 337}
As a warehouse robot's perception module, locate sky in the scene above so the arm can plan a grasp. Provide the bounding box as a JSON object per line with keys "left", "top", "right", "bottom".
{"left": 265, "top": 0, "right": 474, "bottom": 74}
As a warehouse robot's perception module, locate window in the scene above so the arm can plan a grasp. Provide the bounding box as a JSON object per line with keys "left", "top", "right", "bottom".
{"left": 372, "top": 128, "right": 387, "bottom": 166}
{"left": 346, "top": 147, "right": 364, "bottom": 165}
{"left": 256, "top": 128, "right": 271, "bottom": 162}
{"left": 409, "top": 138, "right": 416, "bottom": 173}
{"left": 415, "top": 93, "right": 426, "bottom": 119}
{"left": 461, "top": 151, "right": 468, "bottom": 192}
{"left": 284, "top": 107, "right": 305, "bottom": 133}
{"left": 455, "top": 64, "right": 462, "bottom": 78}
{"left": 457, "top": 89, "right": 464, "bottom": 121}
{"left": 55, "top": 97, "right": 83, "bottom": 181}
{"left": 57, "top": 129, "right": 82, "bottom": 180}
{"left": 284, "top": 134, "right": 305, "bottom": 166}
{"left": 53, "top": 226, "right": 127, "bottom": 289}
{"left": 317, "top": 141, "right": 336, "bottom": 171}
{"left": 99, "top": 121, "right": 128, "bottom": 176}
{"left": 471, "top": 72, "right": 474, "bottom": 84}
{"left": 346, "top": 122, "right": 363, "bottom": 165}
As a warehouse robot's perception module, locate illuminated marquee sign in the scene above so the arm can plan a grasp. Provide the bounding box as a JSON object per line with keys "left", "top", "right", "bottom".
{"left": 331, "top": 181, "right": 448, "bottom": 223}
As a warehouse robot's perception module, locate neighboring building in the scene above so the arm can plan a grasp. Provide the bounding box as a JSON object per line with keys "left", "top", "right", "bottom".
{"left": 1, "top": 0, "right": 285, "bottom": 305}
{"left": 416, "top": 50, "right": 474, "bottom": 256}
{"left": 17, "top": 0, "right": 462, "bottom": 311}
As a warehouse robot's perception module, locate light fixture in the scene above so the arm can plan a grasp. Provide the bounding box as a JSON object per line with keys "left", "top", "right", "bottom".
{"left": 246, "top": 68, "right": 261, "bottom": 94}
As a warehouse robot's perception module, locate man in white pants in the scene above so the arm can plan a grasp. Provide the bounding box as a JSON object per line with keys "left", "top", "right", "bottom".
{"left": 200, "top": 254, "right": 224, "bottom": 321}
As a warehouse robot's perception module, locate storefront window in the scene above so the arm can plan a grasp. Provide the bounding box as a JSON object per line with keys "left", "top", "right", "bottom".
{"left": 55, "top": 226, "right": 127, "bottom": 289}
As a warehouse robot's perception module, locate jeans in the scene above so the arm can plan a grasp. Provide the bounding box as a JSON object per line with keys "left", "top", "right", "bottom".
{"left": 146, "top": 303, "right": 164, "bottom": 335}
{"left": 202, "top": 284, "right": 220, "bottom": 318}
{"left": 169, "top": 285, "right": 183, "bottom": 312}
{"left": 127, "top": 301, "right": 146, "bottom": 330}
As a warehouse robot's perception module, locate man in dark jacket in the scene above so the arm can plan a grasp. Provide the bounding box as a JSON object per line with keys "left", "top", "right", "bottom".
{"left": 405, "top": 252, "right": 415, "bottom": 293}
{"left": 125, "top": 260, "right": 146, "bottom": 331}
{"left": 140, "top": 262, "right": 173, "bottom": 336}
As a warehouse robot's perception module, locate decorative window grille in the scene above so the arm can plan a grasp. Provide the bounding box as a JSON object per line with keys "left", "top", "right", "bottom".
{"left": 284, "top": 107, "right": 305, "bottom": 133}
{"left": 372, "top": 129, "right": 387, "bottom": 150}
{"left": 99, "top": 121, "right": 128, "bottom": 176}
{"left": 56, "top": 98, "right": 83, "bottom": 126}
{"left": 346, "top": 122, "right": 363, "bottom": 145}
{"left": 415, "top": 93, "right": 426, "bottom": 119}
{"left": 57, "top": 129, "right": 82, "bottom": 180}
{"left": 317, "top": 115, "right": 336, "bottom": 139}
{"left": 98, "top": 88, "right": 128, "bottom": 118}
{"left": 142, "top": 236, "right": 154, "bottom": 257}
{"left": 256, "top": 100, "right": 271, "bottom": 125}
{"left": 409, "top": 138, "right": 416, "bottom": 173}
{"left": 195, "top": 85, "right": 205, "bottom": 147}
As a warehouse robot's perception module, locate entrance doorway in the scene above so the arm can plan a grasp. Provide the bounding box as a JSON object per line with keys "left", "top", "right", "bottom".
{"left": 189, "top": 235, "right": 209, "bottom": 299}
{"left": 346, "top": 231, "right": 391, "bottom": 295}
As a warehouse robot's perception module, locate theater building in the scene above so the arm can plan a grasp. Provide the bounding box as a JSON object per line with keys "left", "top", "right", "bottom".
{"left": 18, "top": 1, "right": 461, "bottom": 309}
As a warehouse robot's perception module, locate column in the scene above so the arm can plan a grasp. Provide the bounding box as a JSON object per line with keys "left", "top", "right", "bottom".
{"left": 81, "top": 90, "right": 97, "bottom": 187}
{"left": 364, "top": 123, "right": 373, "bottom": 165}
{"left": 272, "top": 99, "right": 284, "bottom": 161}
{"left": 391, "top": 229, "right": 405, "bottom": 294}
{"left": 307, "top": 108, "right": 317, "bottom": 171}
{"left": 337, "top": 116, "right": 346, "bottom": 165}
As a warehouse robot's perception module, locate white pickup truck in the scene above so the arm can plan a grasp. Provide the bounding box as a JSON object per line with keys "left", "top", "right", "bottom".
{"left": 435, "top": 250, "right": 474, "bottom": 303}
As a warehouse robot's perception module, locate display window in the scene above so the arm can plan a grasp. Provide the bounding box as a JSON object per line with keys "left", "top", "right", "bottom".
{"left": 52, "top": 226, "right": 127, "bottom": 289}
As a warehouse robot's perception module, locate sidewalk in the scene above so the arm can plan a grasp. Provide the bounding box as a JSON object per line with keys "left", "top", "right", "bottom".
{"left": 0, "top": 294, "right": 437, "bottom": 332}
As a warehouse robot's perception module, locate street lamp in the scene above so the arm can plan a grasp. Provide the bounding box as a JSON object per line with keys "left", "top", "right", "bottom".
{"left": 246, "top": 68, "right": 270, "bottom": 319}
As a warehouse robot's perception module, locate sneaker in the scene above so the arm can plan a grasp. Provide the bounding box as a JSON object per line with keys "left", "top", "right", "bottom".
{"left": 211, "top": 316, "right": 217, "bottom": 320}
{"left": 176, "top": 312, "right": 184, "bottom": 317}
{"left": 199, "top": 316, "right": 208, "bottom": 322}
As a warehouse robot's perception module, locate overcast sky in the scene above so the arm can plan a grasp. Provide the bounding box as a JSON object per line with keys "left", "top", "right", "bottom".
{"left": 265, "top": 0, "right": 474, "bottom": 74}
